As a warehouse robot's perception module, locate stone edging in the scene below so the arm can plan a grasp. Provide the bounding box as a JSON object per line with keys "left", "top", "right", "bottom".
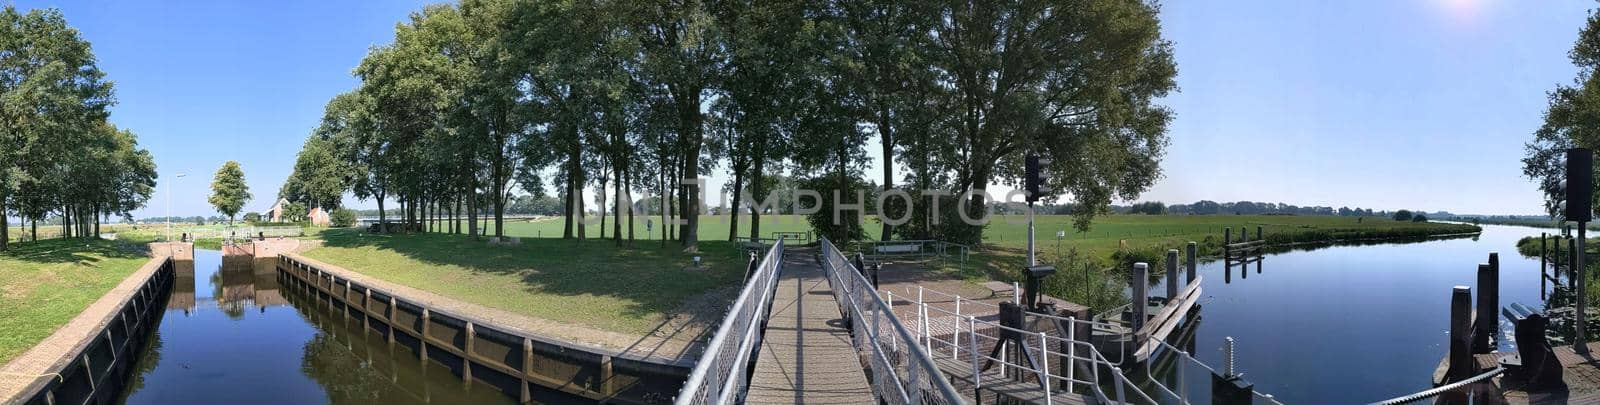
{"left": 0, "top": 251, "right": 177, "bottom": 405}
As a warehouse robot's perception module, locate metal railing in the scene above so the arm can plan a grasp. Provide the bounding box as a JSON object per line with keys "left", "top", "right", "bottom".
{"left": 820, "top": 237, "right": 967, "bottom": 404}
{"left": 855, "top": 239, "right": 971, "bottom": 266}
{"left": 675, "top": 239, "right": 786, "bottom": 405}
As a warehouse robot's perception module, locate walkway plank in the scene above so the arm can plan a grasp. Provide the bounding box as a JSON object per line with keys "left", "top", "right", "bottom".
{"left": 746, "top": 250, "right": 874, "bottom": 405}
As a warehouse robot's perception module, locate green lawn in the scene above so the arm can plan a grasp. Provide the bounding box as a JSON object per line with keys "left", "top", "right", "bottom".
{"left": 323, "top": 213, "right": 1477, "bottom": 315}
{"left": 0, "top": 239, "right": 152, "bottom": 365}
{"left": 299, "top": 229, "right": 747, "bottom": 336}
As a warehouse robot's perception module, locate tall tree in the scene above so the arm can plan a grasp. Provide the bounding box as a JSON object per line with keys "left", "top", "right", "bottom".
{"left": 208, "top": 161, "right": 252, "bottom": 225}
{"left": 1526, "top": 10, "right": 1600, "bottom": 218}
{"left": 628, "top": 0, "right": 726, "bottom": 252}
{"left": 925, "top": 0, "right": 1178, "bottom": 238}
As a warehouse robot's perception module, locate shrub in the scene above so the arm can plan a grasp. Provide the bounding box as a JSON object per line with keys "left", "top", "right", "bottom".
{"left": 1393, "top": 210, "right": 1414, "bottom": 221}
{"left": 331, "top": 209, "right": 357, "bottom": 227}
{"left": 1412, "top": 213, "right": 1428, "bottom": 222}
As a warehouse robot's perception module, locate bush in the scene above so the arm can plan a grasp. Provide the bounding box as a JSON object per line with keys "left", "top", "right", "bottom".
{"left": 1393, "top": 210, "right": 1413, "bottom": 221}
{"left": 243, "top": 212, "right": 261, "bottom": 224}
{"left": 331, "top": 209, "right": 357, "bottom": 227}
{"left": 1412, "top": 213, "right": 1428, "bottom": 222}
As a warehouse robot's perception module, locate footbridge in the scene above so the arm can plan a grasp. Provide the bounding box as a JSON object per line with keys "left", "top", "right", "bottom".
{"left": 675, "top": 237, "right": 1278, "bottom": 404}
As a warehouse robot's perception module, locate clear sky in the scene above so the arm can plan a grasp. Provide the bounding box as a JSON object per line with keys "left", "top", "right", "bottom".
{"left": 11, "top": 0, "right": 1593, "bottom": 218}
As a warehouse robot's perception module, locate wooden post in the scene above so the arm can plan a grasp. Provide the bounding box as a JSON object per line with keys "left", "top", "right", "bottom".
{"left": 420, "top": 308, "right": 431, "bottom": 362}
{"left": 1166, "top": 249, "right": 1179, "bottom": 299}
{"left": 1132, "top": 263, "right": 1148, "bottom": 333}
{"left": 464, "top": 322, "right": 474, "bottom": 382}
{"left": 601, "top": 355, "right": 614, "bottom": 397}
{"left": 521, "top": 338, "right": 534, "bottom": 403}
{"left": 1473, "top": 263, "right": 1497, "bottom": 354}
{"left": 1186, "top": 241, "right": 1197, "bottom": 284}
{"left": 1447, "top": 286, "right": 1475, "bottom": 382}
{"left": 1224, "top": 228, "right": 1232, "bottom": 259}
{"left": 1256, "top": 226, "right": 1263, "bottom": 242}
{"left": 387, "top": 297, "right": 396, "bottom": 344}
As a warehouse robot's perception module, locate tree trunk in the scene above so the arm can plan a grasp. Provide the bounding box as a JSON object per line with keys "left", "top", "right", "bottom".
{"left": 613, "top": 161, "right": 623, "bottom": 244}
{"left": 878, "top": 109, "right": 894, "bottom": 241}
{"left": 376, "top": 194, "right": 387, "bottom": 233}
{"left": 468, "top": 178, "right": 480, "bottom": 240}
{"left": 562, "top": 172, "right": 574, "bottom": 239}
{"left": 750, "top": 156, "right": 763, "bottom": 240}
{"left": 626, "top": 165, "right": 635, "bottom": 242}
{"left": 1, "top": 193, "right": 8, "bottom": 250}
{"left": 730, "top": 168, "right": 743, "bottom": 242}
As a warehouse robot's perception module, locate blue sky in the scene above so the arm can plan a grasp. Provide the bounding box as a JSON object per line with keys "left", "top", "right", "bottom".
{"left": 12, "top": 0, "right": 1592, "bottom": 218}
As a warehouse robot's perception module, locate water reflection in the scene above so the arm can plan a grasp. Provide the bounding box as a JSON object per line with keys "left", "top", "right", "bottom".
{"left": 117, "top": 249, "right": 521, "bottom": 404}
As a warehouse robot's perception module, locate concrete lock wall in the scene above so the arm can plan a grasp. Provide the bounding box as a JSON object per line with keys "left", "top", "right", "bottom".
{"left": 275, "top": 255, "right": 690, "bottom": 404}
{"left": 18, "top": 257, "right": 177, "bottom": 405}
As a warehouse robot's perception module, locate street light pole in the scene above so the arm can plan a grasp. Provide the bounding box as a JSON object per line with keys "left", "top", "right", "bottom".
{"left": 166, "top": 172, "right": 186, "bottom": 242}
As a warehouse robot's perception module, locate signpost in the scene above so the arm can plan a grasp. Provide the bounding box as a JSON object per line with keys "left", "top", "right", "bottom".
{"left": 1568, "top": 148, "right": 1593, "bottom": 353}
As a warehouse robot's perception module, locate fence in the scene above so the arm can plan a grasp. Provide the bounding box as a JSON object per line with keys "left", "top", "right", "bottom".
{"left": 820, "top": 237, "right": 967, "bottom": 404}
{"left": 675, "top": 239, "right": 786, "bottom": 405}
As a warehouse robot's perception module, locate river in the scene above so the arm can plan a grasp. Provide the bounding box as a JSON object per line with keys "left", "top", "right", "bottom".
{"left": 1149, "top": 223, "right": 1550, "bottom": 403}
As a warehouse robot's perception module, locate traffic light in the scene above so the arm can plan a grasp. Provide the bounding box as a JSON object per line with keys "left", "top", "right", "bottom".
{"left": 1025, "top": 154, "right": 1052, "bottom": 203}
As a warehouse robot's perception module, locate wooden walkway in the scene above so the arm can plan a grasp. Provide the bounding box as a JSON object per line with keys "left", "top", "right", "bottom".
{"left": 745, "top": 250, "right": 874, "bottom": 405}
{"left": 1431, "top": 341, "right": 1600, "bottom": 404}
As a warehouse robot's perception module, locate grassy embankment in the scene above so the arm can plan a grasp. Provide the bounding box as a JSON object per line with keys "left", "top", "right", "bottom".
{"left": 300, "top": 228, "right": 745, "bottom": 336}
{"left": 0, "top": 238, "right": 151, "bottom": 364}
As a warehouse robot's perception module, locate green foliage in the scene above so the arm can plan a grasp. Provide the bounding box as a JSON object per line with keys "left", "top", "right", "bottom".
{"left": 1392, "top": 210, "right": 1414, "bottom": 221}
{"left": 1129, "top": 201, "right": 1167, "bottom": 215}
{"left": 208, "top": 161, "right": 251, "bottom": 224}
{"left": 1526, "top": 11, "right": 1600, "bottom": 218}
{"left": 283, "top": 202, "right": 308, "bottom": 223}
{"left": 799, "top": 176, "right": 871, "bottom": 243}
{"left": 1412, "top": 213, "right": 1428, "bottom": 222}
{"left": 243, "top": 212, "right": 261, "bottom": 224}
{"left": 331, "top": 208, "right": 357, "bottom": 228}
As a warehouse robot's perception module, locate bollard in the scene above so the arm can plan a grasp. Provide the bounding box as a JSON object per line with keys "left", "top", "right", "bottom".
{"left": 1166, "top": 249, "right": 1179, "bottom": 299}
{"left": 1186, "top": 241, "right": 1198, "bottom": 284}
{"left": 1132, "top": 263, "right": 1149, "bottom": 333}
{"left": 1447, "top": 286, "right": 1476, "bottom": 382}
{"left": 1473, "top": 263, "right": 1497, "bottom": 354}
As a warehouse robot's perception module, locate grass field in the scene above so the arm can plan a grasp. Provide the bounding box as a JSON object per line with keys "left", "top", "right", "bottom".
{"left": 299, "top": 229, "right": 746, "bottom": 336}
{"left": 317, "top": 213, "right": 1478, "bottom": 315}
{"left": 0, "top": 238, "right": 152, "bottom": 364}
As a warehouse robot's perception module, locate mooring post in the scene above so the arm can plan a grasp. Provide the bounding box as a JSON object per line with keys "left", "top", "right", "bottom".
{"left": 1224, "top": 228, "right": 1232, "bottom": 258}
{"left": 1473, "top": 263, "right": 1497, "bottom": 354}
{"left": 1257, "top": 226, "right": 1263, "bottom": 243}
{"left": 1186, "top": 241, "right": 1198, "bottom": 284}
{"left": 521, "top": 338, "right": 534, "bottom": 403}
{"left": 1132, "top": 263, "right": 1149, "bottom": 333}
{"left": 388, "top": 297, "right": 398, "bottom": 345}
{"left": 420, "top": 308, "right": 431, "bottom": 362}
{"left": 463, "top": 322, "right": 475, "bottom": 382}
{"left": 1447, "top": 286, "right": 1475, "bottom": 382}
{"left": 1166, "top": 249, "right": 1179, "bottom": 299}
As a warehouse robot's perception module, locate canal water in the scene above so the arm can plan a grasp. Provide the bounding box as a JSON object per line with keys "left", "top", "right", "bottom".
{"left": 1152, "top": 224, "right": 1550, "bottom": 403}
{"left": 115, "top": 249, "right": 524, "bottom": 404}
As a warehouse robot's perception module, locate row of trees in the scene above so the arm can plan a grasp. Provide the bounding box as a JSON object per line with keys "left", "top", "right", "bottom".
{"left": 282, "top": 0, "right": 1178, "bottom": 247}
{"left": 0, "top": 7, "right": 158, "bottom": 250}
{"left": 1121, "top": 200, "right": 1394, "bottom": 216}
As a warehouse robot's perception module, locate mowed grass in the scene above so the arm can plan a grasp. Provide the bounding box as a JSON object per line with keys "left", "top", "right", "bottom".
{"left": 0, "top": 238, "right": 152, "bottom": 364}
{"left": 299, "top": 229, "right": 747, "bottom": 336}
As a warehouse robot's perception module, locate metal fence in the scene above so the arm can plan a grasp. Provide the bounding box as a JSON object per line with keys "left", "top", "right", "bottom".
{"left": 675, "top": 239, "right": 786, "bottom": 405}
{"left": 820, "top": 237, "right": 967, "bottom": 404}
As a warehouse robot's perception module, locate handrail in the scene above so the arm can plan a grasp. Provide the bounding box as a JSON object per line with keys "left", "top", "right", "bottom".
{"left": 821, "top": 237, "right": 967, "bottom": 404}
{"left": 674, "top": 239, "right": 786, "bottom": 405}
{"left": 1366, "top": 367, "right": 1504, "bottom": 405}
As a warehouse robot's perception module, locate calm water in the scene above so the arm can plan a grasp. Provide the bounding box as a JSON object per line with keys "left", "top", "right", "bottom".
{"left": 1150, "top": 224, "right": 1549, "bottom": 403}
{"left": 116, "top": 249, "right": 521, "bottom": 405}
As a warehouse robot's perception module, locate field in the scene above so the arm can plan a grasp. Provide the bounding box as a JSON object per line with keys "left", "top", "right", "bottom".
{"left": 0, "top": 239, "right": 152, "bottom": 364}
{"left": 330, "top": 213, "right": 1478, "bottom": 313}
{"left": 299, "top": 229, "right": 747, "bottom": 337}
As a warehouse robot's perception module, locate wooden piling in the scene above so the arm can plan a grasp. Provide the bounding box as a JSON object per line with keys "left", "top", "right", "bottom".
{"left": 1166, "top": 249, "right": 1180, "bottom": 299}
{"left": 464, "top": 322, "right": 475, "bottom": 382}
{"left": 1257, "top": 226, "right": 1263, "bottom": 242}
{"left": 1132, "top": 263, "right": 1148, "bottom": 333}
{"left": 1447, "top": 286, "right": 1475, "bottom": 382}
{"left": 1224, "top": 228, "right": 1232, "bottom": 258}
{"left": 1186, "top": 241, "right": 1198, "bottom": 284}
{"left": 420, "top": 308, "right": 431, "bottom": 362}
{"left": 1473, "top": 263, "right": 1497, "bottom": 354}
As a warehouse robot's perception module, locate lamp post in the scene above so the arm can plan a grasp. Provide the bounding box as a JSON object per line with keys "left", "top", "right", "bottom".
{"left": 166, "top": 172, "right": 186, "bottom": 242}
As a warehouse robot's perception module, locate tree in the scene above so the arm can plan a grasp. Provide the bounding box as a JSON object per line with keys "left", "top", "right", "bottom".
{"left": 1393, "top": 210, "right": 1414, "bottom": 222}
{"left": 244, "top": 212, "right": 262, "bottom": 224}
{"left": 1412, "top": 213, "right": 1428, "bottom": 222}
{"left": 208, "top": 161, "right": 252, "bottom": 225}
{"left": 925, "top": 0, "right": 1178, "bottom": 240}
{"left": 1526, "top": 9, "right": 1600, "bottom": 218}
{"left": 283, "top": 202, "right": 308, "bottom": 223}
{"left": 331, "top": 209, "right": 357, "bottom": 227}
{"left": 280, "top": 134, "right": 347, "bottom": 211}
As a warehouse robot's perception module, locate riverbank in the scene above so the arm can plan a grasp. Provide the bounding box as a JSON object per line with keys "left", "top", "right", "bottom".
{"left": 0, "top": 239, "right": 155, "bottom": 365}
{"left": 297, "top": 229, "right": 744, "bottom": 364}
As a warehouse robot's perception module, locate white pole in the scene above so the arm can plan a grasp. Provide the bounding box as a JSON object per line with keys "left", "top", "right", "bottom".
{"left": 1039, "top": 332, "right": 1052, "bottom": 405}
